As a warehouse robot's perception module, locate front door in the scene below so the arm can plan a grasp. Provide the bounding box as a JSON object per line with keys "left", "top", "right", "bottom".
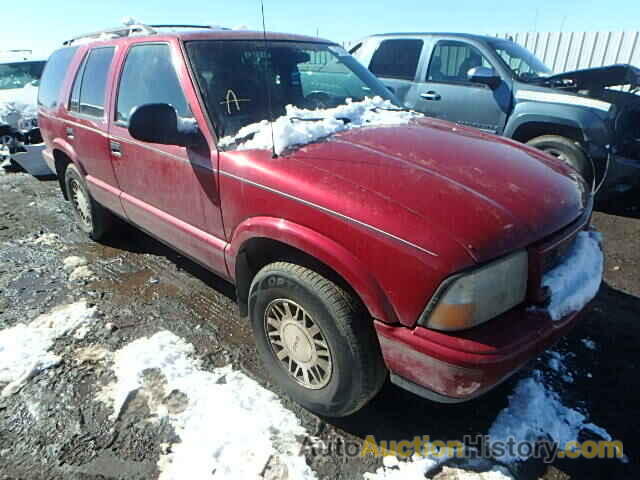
{"left": 410, "top": 40, "right": 511, "bottom": 134}
{"left": 108, "top": 41, "right": 227, "bottom": 275}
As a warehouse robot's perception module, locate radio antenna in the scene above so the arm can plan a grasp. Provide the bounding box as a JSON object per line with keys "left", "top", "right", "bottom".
{"left": 260, "top": 0, "right": 278, "bottom": 158}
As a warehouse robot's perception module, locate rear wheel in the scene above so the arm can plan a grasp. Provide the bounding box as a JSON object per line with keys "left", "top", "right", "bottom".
{"left": 64, "top": 163, "right": 113, "bottom": 241}
{"left": 249, "top": 262, "right": 387, "bottom": 417}
{"left": 527, "top": 135, "right": 594, "bottom": 189}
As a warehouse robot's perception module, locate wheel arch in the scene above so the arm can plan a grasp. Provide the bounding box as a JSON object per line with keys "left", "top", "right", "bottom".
{"left": 508, "top": 117, "right": 586, "bottom": 144}
{"left": 51, "top": 139, "right": 84, "bottom": 200}
{"left": 227, "top": 217, "right": 397, "bottom": 324}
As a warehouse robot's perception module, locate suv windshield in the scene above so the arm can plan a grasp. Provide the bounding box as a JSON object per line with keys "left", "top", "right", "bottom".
{"left": 185, "top": 40, "right": 397, "bottom": 137}
{"left": 0, "top": 61, "right": 46, "bottom": 90}
{"left": 488, "top": 40, "right": 551, "bottom": 82}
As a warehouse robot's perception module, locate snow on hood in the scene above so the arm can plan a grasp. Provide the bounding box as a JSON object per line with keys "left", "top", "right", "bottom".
{"left": 219, "top": 97, "right": 421, "bottom": 155}
{"left": 539, "top": 231, "right": 603, "bottom": 321}
{"left": 0, "top": 301, "right": 97, "bottom": 397}
{"left": 0, "top": 83, "right": 38, "bottom": 129}
{"left": 102, "top": 330, "right": 316, "bottom": 480}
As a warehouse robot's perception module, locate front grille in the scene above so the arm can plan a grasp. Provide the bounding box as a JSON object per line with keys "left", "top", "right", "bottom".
{"left": 527, "top": 205, "right": 592, "bottom": 305}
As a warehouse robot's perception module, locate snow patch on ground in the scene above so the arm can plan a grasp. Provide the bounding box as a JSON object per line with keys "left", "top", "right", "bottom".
{"left": 488, "top": 372, "right": 613, "bottom": 463}
{"left": 0, "top": 301, "right": 97, "bottom": 396}
{"left": 364, "top": 453, "right": 513, "bottom": 480}
{"left": 433, "top": 466, "right": 514, "bottom": 480}
{"left": 219, "top": 97, "right": 421, "bottom": 155}
{"left": 102, "top": 330, "right": 316, "bottom": 480}
{"left": 540, "top": 231, "right": 603, "bottom": 321}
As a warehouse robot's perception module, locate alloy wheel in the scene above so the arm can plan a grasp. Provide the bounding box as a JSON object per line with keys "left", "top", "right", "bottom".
{"left": 264, "top": 298, "right": 333, "bottom": 390}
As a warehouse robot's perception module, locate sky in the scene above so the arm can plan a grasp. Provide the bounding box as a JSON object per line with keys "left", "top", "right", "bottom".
{"left": 1, "top": 0, "right": 639, "bottom": 59}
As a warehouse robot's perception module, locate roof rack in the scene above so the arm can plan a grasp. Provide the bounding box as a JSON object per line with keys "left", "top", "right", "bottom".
{"left": 63, "top": 23, "right": 227, "bottom": 46}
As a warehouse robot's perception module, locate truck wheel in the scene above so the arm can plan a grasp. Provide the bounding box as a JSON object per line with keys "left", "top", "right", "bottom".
{"left": 64, "top": 163, "right": 113, "bottom": 241}
{"left": 526, "top": 135, "right": 594, "bottom": 189}
{"left": 248, "top": 262, "right": 387, "bottom": 417}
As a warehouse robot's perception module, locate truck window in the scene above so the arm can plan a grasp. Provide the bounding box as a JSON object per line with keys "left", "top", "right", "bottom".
{"left": 115, "top": 43, "right": 190, "bottom": 125}
{"left": 38, "top": 47, "right": 78, "bottom": 109}
{"left": 369, "top": 39, "right": 423, "bottom": 81}
{"left": 69, "top": 47, "right": 115, "bottom": 117}
{"left": 427, "top": 41, "right": 492, "bottom": 84}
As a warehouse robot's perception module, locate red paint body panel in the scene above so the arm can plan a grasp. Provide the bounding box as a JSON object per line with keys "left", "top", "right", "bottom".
{"left": 375, "top": 306, "right": 584, "bottom": 400}
{"left": 37, "top": 30, "right": 595, "bottom": 403}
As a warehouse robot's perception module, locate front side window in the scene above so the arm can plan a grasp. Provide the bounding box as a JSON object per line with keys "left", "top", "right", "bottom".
{"left": 116, "top": 43, "right": 189, "bottom": 125}
{"left": 186, "top": 40, "right": 396, "bottom": 137}
{"left": 38, "top": 47, "right": 78, "bottom": 109}
{"left": 369, "top": 39, "right": 423, "bottom": 81}
{"left": 489, "top": 40, "right": 551, "bottom": 82}
{"left": 69, "top": 47, "right": 115, "bottom": 117}
{"left": 427, "top": 41, "right": 493, "bottom": 83}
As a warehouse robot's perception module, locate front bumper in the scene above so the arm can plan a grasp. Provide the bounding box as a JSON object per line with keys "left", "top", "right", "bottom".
{"left": 600, "top": 153, "right": 640, "bottom": 195}
{"left": 375, "top": 305, "right": 585, "bottom": 402}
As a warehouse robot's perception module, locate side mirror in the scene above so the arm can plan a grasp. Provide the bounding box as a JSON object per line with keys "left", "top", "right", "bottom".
{"left": 128, "top": 103, "right": 199, "bottom": 146}
{"left": 467, "top": 66, "right": 500, "bottom": 88}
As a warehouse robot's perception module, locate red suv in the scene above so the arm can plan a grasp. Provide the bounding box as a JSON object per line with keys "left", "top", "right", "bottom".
{"left": 38, "top": 24, "right": 602, "bottom": 416}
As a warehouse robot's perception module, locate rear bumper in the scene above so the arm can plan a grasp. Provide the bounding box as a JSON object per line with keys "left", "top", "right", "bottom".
{"left": 374, "top": 305, "right": 584, "bottom": 402}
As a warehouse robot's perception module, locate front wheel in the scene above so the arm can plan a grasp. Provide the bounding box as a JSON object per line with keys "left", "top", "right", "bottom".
{"left": 526, "top": 135, "right": 594, "bottom": 190}
{"left": 248, "top": 262, "right": 387, "bottom": 417}
{"left": 64, "top": 163, "right": 113, "bottom": 241}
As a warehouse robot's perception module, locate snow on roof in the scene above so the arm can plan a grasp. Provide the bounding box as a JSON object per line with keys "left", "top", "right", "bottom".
{"left": 219, "top": 97, "right": 422, "bottom": 155}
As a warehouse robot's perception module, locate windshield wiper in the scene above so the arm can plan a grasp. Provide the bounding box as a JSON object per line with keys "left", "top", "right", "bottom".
{"left": 370, "top": 106, "right": 414, "bottom": 113}
{"left": 290, "top": 116, "right": 351, "bottom": 124}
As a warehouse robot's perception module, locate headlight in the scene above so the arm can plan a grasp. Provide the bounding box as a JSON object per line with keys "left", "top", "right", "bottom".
{"left": 419, "top": 250, "right": 528, "bottom": 331}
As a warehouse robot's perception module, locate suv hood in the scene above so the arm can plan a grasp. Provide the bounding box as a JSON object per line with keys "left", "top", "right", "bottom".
{"left": 542, "top": 64, "right": 640, "bottom": 90}
{"left": 289, "top": 119, "right": 586, "bottom": 263}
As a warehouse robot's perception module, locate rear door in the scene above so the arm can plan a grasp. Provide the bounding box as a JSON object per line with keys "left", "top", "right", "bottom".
{"left": 108, "top": 41, "right": 227, "bottom": 275}
{"left": 65, "top": 46, "right": 124, "bottom": 216}
{"left": 412, "top": 40, "right": 511, "bottom": 133}
{"left": 367, "top": 39, "right": 424, "bottom": 103}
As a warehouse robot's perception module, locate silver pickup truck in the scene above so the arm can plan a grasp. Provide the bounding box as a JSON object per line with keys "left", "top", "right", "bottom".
{"left": 352, "top": 33, "right": 640, "bottom": 197}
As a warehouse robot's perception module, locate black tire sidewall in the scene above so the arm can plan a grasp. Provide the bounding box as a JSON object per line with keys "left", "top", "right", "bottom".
{"left": 249, "top": 268, "right": 363, "bottom": 416}
{"left": 528, "top": 136, "right": 593, "bottom": 187}
{"left": 64, "top": 164, "right": 95, "bottom": 236}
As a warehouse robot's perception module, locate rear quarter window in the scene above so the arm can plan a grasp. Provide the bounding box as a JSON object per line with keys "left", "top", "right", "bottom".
{"left": 69, "top": 47, "right": 115, "bottom": 117}
{"left": 38, "top": 47, "right": 78, "bottom": 110}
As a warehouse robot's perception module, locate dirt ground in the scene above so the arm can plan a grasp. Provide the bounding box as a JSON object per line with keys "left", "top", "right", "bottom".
{"left": 0, "top": 161, "right": 638, "bottom": 480}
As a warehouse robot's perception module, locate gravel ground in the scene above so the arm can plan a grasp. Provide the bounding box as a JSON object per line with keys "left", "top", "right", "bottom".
{"left": 0, "top": 162, "right": 638, "bottom": 479}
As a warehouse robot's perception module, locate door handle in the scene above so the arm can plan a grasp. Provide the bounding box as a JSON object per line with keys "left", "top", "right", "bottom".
{"left": 66, "top": 127, "right": 74, "bottom": 139}
{"left": 110, "top": 140, "right": 122, "bottom": 157}
{"left": 421, "top": 91, "right": 441, "bottom": 101}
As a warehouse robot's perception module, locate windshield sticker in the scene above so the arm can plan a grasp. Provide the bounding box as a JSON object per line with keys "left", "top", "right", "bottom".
{"left": 220, "top": 89, "right": 251, "bottom": 115}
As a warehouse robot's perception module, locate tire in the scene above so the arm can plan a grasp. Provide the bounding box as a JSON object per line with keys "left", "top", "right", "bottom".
{"left": 64, "top": 163, "right": 113, "bottom": 241}
{"left": 526, "top": 135, "right": 594, "bottom": 189}
{"left": 248, "top": 262, "right": 387, "bottom": 417}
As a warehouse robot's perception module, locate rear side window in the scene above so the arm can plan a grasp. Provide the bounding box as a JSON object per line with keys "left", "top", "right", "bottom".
{"left": 69, "top": 47, "right": 115, "bottom": 117}
{"left": 116, "top": 43, "right": 189, "bottom": 125}
{"left": 38, "top": 47, "right": 78, "bottom": 109}
{"left": 369, "top": 39, "right": 423, "bottom": 81}
{"left": 427, "top": 41, "right": 492, "bottom": 83}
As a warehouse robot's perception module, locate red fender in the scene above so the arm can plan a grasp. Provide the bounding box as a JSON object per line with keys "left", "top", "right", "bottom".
{"left": 226, "top": 216, "right": 398, "bottom": 324}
